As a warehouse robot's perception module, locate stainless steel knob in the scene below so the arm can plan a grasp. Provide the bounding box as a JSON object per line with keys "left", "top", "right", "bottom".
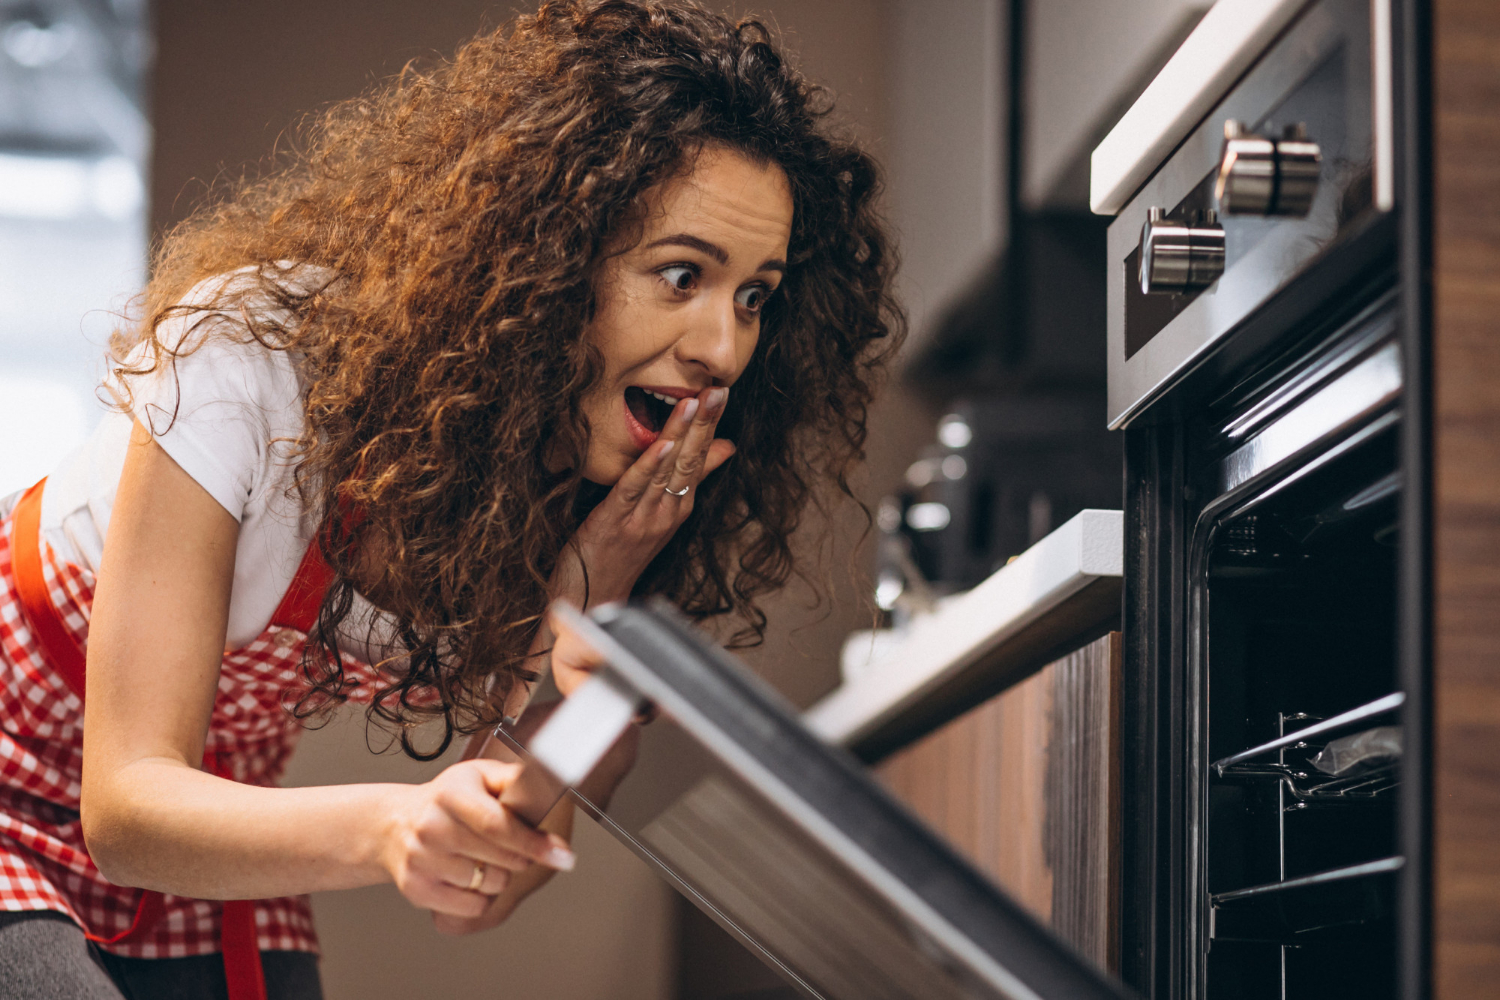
{"left": 1216, "top": 120, "right": 1322, "bottom": 217}
{"left": 1139, "top": 207, "right": 1226, "bottom": 295}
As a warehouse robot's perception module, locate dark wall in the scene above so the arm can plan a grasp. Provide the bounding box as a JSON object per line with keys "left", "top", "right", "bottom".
{"left": 150, "top": 0, "right": 525, "bottom": 236}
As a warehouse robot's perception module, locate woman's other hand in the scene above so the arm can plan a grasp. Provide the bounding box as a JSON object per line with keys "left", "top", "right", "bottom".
{"left": 380, "top": 758, "right": 576, "bottom": 926}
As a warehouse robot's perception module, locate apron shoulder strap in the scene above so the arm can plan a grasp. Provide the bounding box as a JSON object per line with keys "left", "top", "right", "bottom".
{"left": 270, "top": 506, "right": 353, "bottom": 634}
{"left": 270, "top": 533, "right": 335, "bottom": 634}
{"left": 11, "top": 480, "right": 87, "bottom": 699}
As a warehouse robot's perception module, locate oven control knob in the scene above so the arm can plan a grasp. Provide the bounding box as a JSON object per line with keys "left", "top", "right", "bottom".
{"left": 1216, "top": 120, "right": 1322, "bottom": 217}
{"left": 1139, "top": 207, "right": 1226, "bottom": 296}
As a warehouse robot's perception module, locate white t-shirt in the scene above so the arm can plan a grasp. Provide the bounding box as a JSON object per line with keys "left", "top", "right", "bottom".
{"left": 41, "top": 265, "right": 387, "bottom": 654}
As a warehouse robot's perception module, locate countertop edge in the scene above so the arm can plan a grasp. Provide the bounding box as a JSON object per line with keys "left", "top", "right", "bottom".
{"left": 804, "top": 509, "right": 1124, "bottom": 747}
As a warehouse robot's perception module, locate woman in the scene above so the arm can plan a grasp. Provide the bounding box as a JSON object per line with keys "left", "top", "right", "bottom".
{"left": 0, "top": 1, "right": 900, "bottom": 997}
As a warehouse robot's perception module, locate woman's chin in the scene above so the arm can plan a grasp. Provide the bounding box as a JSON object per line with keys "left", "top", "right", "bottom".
{"left": 580, "top": 453, "right": 630, "bottom": 487}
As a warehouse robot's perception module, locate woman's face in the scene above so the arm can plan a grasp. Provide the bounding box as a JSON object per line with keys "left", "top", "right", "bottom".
{"left": 581, "top": 146, "right": 794, "bottom": 484}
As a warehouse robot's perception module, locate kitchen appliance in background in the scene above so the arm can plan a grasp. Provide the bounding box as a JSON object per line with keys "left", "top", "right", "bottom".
{"left": 1092, "top": 0, "right": 1416, "bottom": 998}
{"left": 884, "top": 389, "right": 1120, "bottom": 598}
{"left": 890, "top": 210, "right": 1119, "bottom": 597}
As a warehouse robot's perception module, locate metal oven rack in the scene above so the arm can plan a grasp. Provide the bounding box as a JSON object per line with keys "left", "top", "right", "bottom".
{"left": 1207, "top": 692, "right": 1405, "bottom": 947}
{"left": 1213, "top": 692, "right": 1404, "bottom": 810}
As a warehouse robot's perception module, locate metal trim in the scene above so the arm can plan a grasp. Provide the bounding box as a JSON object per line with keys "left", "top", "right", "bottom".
{"left": 1393, "top": 0, "right": 1434, "bottom": 996}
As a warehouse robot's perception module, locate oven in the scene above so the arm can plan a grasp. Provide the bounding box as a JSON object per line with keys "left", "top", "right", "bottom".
{"left": 1093, "top": 0, "right": 1423, "bottom": 998}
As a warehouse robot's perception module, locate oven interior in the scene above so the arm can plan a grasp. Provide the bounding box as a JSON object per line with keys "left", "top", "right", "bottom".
{"left": 1200, "top": 418, "right": 1401, "bottom": 999}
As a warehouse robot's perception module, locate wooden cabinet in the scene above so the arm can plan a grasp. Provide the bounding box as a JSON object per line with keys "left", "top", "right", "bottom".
{"left": 1433, "top": 0, "right": 1500, "bottom": 992}
{"left": 877, "top": 632, "right": 1121, "bottom": 970}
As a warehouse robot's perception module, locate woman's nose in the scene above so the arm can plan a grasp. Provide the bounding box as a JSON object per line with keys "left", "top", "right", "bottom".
{"left": 676, "top": 294, "right": 744, "bottom": 381}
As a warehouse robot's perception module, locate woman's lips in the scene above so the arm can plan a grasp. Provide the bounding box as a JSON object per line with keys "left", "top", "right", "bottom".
{"left": 622, "top": 385, "right": 702, "bottom": 452}
{"left": 637, "top": 385, "right": 698, "bottom": 401}
{"left": 623, "top": 395, "right": 659, "bottom": 451}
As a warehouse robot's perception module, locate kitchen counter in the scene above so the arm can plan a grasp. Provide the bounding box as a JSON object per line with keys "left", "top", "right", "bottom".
{"left": 805, "top": 508, "right": 1123, "bottom": 758}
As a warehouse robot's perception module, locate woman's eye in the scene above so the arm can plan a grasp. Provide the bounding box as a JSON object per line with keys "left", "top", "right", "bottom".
{"left": 735, "top": 284, "right": 770, "bottom": 314}
{"left": 659, "top": 265, "right": 697, "bottom": 293}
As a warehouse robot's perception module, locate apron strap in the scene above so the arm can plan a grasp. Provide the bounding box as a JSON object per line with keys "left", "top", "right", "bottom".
{"left": 11, "top": 481, "right": 87, "bottom": 696}
{"left": 10, "top": 478, "right": 291, "bottom": 1000}
{"left": 269, "top": 525, "right": 335, "bottom": 633}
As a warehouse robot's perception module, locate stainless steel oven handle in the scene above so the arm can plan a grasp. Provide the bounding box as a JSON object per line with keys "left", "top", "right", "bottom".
{"left": 494, "top": 662, "right": 643, "bottom": 826}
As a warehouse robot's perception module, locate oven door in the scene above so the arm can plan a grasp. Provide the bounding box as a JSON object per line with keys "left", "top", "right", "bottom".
{"left": 497, "top": 601, "right": 1135, "bottom": 1000}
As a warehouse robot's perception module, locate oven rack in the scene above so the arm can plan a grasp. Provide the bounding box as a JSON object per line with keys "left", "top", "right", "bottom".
{"left": 1217, "top": 759, "right": 1399, "bottom": 808}
{"left": 1211, "top": 691, "right": 1404, "bottom": 776}
{"left": 1210, "top": 692, "right": 1404, "bottom": 810}
{"left": 1209, "top": 856, "right": 1404, "bottom": 944}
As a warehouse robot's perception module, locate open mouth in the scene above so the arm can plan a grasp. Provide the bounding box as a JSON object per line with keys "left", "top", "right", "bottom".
{"left": 624, "top": 386, "right": 679, "bottom": 435}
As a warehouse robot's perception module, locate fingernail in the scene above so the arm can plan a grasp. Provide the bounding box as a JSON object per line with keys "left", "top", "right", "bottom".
{"left": 679, "top": 398, "right": 700, "bottom": 422}
{"left": 657, "top": 439, "right": 675, "bottom": 457}
{"left": 545, "top": 844, "right": 577, "bottom": 871}
{"left": 706, "top": 387, "right": 728, "bottom": 413}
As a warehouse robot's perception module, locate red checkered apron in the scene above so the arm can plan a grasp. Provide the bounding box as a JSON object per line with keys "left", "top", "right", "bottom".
{"left": 0, "top": 480, "right": 381, "bottom": 998}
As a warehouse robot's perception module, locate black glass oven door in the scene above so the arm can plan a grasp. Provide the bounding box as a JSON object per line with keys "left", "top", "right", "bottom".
{"left": 495, "top": 600, "right": 1135, "bottom": 1000}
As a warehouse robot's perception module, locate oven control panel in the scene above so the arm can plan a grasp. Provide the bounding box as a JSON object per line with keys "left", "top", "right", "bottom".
{"left": 1100, "top": 0, "right": 1392, "bottom": 429}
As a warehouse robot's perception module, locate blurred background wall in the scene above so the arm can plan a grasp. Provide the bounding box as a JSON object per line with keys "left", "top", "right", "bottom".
{"left": 0, "top": 0, "right": 1208, "bottom": 996}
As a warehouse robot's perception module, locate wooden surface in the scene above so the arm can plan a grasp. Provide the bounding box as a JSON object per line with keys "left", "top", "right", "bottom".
{"left": 844, "top": 576, "right": 1121, "bottom": 762}
{"left": 1433, "top": 0, "right": 1500, "bottom": 993}
{"left": 877, "top": 632, "right": 1122, "bottom": 970}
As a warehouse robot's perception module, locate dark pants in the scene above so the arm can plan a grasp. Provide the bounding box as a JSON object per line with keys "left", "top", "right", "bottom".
{"left": 0, "top": 911, "right": 323, "bottom": 1000}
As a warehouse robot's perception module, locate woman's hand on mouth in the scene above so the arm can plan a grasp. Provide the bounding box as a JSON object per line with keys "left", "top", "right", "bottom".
{"left": 551, "top": 386, "right": 733, "bottom": 652}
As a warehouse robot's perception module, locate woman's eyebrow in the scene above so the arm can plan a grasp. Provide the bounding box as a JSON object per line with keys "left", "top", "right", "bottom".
{"left": 642, "top": 233, "right": 787, "bottom": 274}
{"left": 644, "top": 233, "right": 728, "bottom": 264}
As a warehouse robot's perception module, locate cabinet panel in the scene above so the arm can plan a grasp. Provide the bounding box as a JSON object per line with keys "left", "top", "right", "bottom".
{"left": 877, "top": 632, "right": 1121, "bottom": 969}
{"left": 1434, "top": 0, "right": 1500, "bottom": 992}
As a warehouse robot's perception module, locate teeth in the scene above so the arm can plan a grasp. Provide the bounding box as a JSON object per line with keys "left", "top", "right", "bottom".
{"left": 647, "top": 390, "right": 678, "bottom": 405}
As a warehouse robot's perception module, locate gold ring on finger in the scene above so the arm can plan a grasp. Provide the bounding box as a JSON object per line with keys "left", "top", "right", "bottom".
{"left": 466, "top": 860, "right": 485, "bottom": 892}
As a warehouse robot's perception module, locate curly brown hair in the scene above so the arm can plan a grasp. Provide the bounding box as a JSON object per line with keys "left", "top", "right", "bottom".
{"left": 118, "top": 0, "right": 902, "bottom": 758}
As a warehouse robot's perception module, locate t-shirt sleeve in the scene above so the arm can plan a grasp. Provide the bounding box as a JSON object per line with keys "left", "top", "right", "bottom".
{"left": 120, "top": 306, "right": 304, "bottom": 524}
